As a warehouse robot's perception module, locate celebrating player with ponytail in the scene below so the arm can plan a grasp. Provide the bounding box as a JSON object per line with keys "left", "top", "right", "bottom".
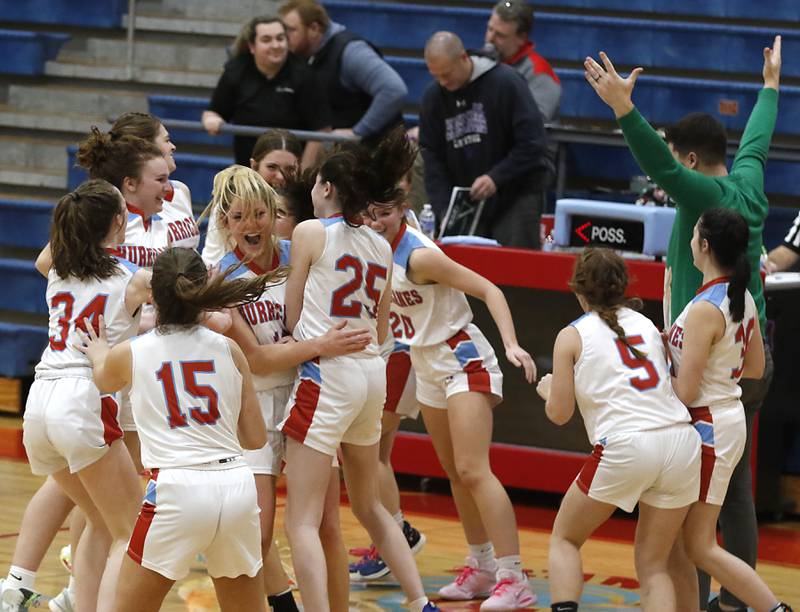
{"left": 19, "top": 180, "right": 151, "bottom": 612}
{"left": 77, "top": 247, "right": 279, "bottom": 612}
{"left": 537, "top": 247, "right": 701, "bottom": 611}
{"left": 666, "top": 208, "right": 790, "bottom": 612}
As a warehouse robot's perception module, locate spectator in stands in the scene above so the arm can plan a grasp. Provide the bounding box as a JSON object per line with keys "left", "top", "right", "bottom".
{"left": 766, "top": 211, "right": 800, "bottom": 272}
{"left": 202, "top": 15, "right": 331, "bottom": 168}
{"left": 419, "top": 31, "right": 549, "bottom": 249}
{"left": 278, "top": 0, "right": 407, "bottom": 143}
{"left": 585, "top": 36, "right": 781, "bottom": 612}
{"left": 485, "top": 0, "right": 561, "bottom": 122}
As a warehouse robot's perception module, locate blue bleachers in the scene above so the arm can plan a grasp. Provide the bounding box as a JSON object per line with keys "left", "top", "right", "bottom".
{"left": 0, "top": 260, "right": 46, "bottom": 315}
{"left": 0, "top": 30, "right": 69, "bottom": 75}
{"left": 0, "top": 200, "right": 51, "bottom": 249}
{"left": 456, "top": 0, "right": 799, "bottom": 21}
{"left": 0, "top": 322, "right": 46, "bottom": 378}
{"left": 150, "top": 95, "right": 233, "bottom": 147}
{"left": 0, "top": 0, "right": 127, "bottom": 28}
{"left": 325, "top": 2, "right": 799, "bottom": 78}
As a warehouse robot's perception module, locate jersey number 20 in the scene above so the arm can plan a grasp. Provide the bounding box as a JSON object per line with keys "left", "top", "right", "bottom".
{"left": 614, "top": 335, "right": 659, "bottom": 391}
{"left": 156, "top": 361, "right": 220, "bottom": 428}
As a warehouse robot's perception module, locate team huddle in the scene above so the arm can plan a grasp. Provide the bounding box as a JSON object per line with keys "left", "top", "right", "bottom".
{"left": 0, "top": 108, "right": 793, "bottom": 612}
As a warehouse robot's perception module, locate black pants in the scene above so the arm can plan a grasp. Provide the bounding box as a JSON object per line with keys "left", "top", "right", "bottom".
{"left": 479, "top": 190, "right": 544, "bottom": 249}
{"left": 697, "top": 347, "right": 774, "bottom": 609}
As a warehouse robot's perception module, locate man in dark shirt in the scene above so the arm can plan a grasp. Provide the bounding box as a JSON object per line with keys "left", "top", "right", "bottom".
{"left": 203, "top": 16, "right": 331, "bottom": 166}
{"left": 278, "top": 0, "right": 406, "bottom": 142}
{"left": 419, "top": 31, "right": 549, "bottom": 248}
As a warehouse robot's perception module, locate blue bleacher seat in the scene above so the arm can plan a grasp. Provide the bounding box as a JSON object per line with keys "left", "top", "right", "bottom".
{"left": 566, "top": 143, "right": 800, "bottom": 200}
{"left": 0, "top": 260, "right": 46, "bottom": 315}
{"left": 455, "top": 0, "right": 799, "bottom": 21}
{"left": 325, "top": 1, "right": 799, "bottom": 78}
{"left": 149, "top": 95, "right": 232, "bottom": 147}
{"left": 0, "top": 0, "right": 127, "bottom": 28}
{"left": 0, "top": 30, "right": 69, "bottom": 75}
{"left": 0, "top": 200, "right": 52, "bottom": 249}
{"left": 0, "top": 322, "right": 47, "bottom": 378}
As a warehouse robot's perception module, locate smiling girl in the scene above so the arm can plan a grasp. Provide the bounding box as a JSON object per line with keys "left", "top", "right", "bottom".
{"left": 361, "top": 196, "right": 537, "bottom": 611}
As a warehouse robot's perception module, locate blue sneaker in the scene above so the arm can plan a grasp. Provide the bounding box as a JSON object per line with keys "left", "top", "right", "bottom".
{"left": 422, "top": 603, "right": 441, "bottom": 611}
{"left": 349, "top": 544, "right": 377, "bottom": 579}
{"left": 355, "top": 552, "right": 390, "bottom": 581}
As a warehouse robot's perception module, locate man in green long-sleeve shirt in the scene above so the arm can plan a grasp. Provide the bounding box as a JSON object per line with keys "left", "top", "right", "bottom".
{"left": 585, "top": 38, "right": 781, "bottom": 612}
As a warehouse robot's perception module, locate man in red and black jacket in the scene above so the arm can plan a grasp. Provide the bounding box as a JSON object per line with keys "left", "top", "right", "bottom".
{"left": 485, "top": 0, "right": 561, "bottom": 123}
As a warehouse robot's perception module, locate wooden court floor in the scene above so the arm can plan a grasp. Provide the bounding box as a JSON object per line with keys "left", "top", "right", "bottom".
{"left": 2, "top": 430, "right": 799, "bottom": 610}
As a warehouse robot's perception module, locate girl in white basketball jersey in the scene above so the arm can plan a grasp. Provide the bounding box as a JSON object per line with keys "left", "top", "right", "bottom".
{"left": 362, "top": 199, "right": 536, "bottom": 610}
{"left": 203, "top": 129, "right": 303, "bottom": 266}
{"left": 536, "top": 248, "right": 700, "bottom": 612}
{"left": 77, "top": 247, "right": 278, "bottom": 612}
{"left": 111, "top": 112, "right": 200, "bottom": 250}
{"left": 20, "top": 180, "right": 151, "bottom": 612}
{"left": 281, "top": 130, "right": 439, "bottom": 612}
{"left": 666, "top": 209, "right": 790, "bottom": 612}
{"left": 212, "top": 165, "right": 370, "bottom": 612}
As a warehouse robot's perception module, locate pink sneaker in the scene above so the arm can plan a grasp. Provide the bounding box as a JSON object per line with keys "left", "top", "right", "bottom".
{"left": 479, "top": 569, "right": 538, "bottom": 610}
{"left": 438, "top": 557, "right": 496, "bottom": 600}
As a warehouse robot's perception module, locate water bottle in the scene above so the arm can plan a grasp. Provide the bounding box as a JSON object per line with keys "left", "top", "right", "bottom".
{"left": 419, "top": 204, "right": 436, "bottom": 240}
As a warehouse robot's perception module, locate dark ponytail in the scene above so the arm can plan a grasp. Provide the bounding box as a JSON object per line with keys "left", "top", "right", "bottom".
{"left": 317, "top": 126, "right": 417, "bottom": 225}
{"left": 569, "top": 247, "right": 646, "bottom": 359}
{"left": 697, "top": 208, "right": 750, "bottom": 322}
{"left": 50, "top": 179, "right": 124, "bottom": 281}
{"left": 151, "top": 248, "right": 288, "bottom": 330}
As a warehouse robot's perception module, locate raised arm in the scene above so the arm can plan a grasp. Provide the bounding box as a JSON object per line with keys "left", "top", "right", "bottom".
{"left": 284, "top": 220, "right": 324, "bottom": 332}
{"left": 584, "top": 51, "right": 722, "bottom": 207}
{"left": 409, "top": 247, "right": 536, "bottom": 382}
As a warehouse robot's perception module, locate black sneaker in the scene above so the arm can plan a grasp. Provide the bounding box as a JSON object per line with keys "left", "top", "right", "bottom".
{"left": 402, "top": 520, "right": 426, "bottom": 555}
{"left": 706, "top": 597, "right": 746, "bottom": 612}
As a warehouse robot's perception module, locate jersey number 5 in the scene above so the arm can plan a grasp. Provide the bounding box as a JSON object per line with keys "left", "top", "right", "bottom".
{"left": 156, "top": 361, "right": 220, "bottom": 428}
{"left": 49, "top": 292, "right": 109, "bottom": 351}
{"left": 330, "top": 255, "right": 387, "bottom": 318}
{"left": 614, "top": 335, "right": 660, "bottom": 391}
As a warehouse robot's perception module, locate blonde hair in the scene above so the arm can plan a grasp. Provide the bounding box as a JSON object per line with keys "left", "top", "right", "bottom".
{"left": 202, "top": 165, "right": 281, "bottom": 262}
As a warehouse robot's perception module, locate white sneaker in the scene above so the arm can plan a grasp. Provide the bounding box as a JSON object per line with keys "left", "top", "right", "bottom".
{"left": 48, "top": 589, "right": 74, "bottom": 612}
{"left": 1, "top": 579, "right": 48, "bottom": 611}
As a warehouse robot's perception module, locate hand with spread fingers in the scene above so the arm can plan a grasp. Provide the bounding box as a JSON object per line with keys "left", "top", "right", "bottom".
{"left": 584, "top": 51, "right": 643, "bottom": 119}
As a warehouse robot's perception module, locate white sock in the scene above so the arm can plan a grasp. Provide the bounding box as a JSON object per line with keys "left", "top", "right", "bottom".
{"left": 408, "top": 596, "right": 429, "bottom": 612}
{"left": 468, "top": 542, "right": 497, "bottom": 572}
{"left": 67, "top": 575, "right": 76, "bottom": 593}
{"left": 393, "top": 510, "right": 405, "bottom": 528}
{"left": 5, "top": 566, "right": 36, "bottom": 592}
{"left": 496, "top": 555, "right": 524, "bottom": 581}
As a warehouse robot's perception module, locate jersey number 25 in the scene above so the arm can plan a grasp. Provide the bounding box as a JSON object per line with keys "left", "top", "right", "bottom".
{"left": 330, "top": 255, "right": 387, "bottom": 318}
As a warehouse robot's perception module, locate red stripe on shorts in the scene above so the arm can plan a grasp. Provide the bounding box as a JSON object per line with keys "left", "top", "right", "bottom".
{"left": 384, "top": 350, "right": 412, "bottom": 413}
{"left": 127, "top": 470, "right": 158, "bottom": 565}
{"left": 100, "top": 395, "right": 123, "bottom": 446}
{"left": 689, "top": 406, "right": 716, "bottom": 503}
{"left": 282, "top": 359, "right": 321, "bottom": 444}
{"left": 577, "top": 444, "right": 604, "bottom": 495}
{"left": 445, "top": 329, "right": 491, "bottom": 393}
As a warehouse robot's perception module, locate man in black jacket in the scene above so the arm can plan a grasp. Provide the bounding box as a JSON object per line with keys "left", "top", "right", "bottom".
{"left": 419, "top": 31, "right": 549, "bottom": 248}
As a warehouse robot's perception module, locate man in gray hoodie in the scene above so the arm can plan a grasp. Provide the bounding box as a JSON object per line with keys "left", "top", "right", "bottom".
{"left": 279, "top": 0, "right": 407, "bottom": 143}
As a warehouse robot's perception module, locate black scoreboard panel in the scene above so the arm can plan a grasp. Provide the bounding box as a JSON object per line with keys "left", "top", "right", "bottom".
{"left": 568, "top": 214, "right": 645, "bottom": 252}
{"left": 400, "top": 285, "right": 664, "bottom": 453}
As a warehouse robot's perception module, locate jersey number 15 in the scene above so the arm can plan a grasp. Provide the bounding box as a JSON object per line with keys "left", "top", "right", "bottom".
{"left": 156, "top": 361, "right": 220, "bottom": 428}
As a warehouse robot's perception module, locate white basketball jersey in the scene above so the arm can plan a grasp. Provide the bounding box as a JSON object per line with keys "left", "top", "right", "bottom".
{"left": 668, "top": 278, "right": 757, "bottom": 408}
{"left": 388, "top": 224, "right": 472, "bottom": 347}
{"left": 36, "top": 251, "right": 140, "bottom": 378}
{"left": 220, "top": 241, "right": 293, "bottom": 391}
{"left": 159, "top": 181, "right": 200, "bottom": 250}
{"left": 294, "top": 216, "right": 391, "bottom": 358}
{"left": 117, "top": 203, "right": 170, "bottom": 269}
{"left": 572, "top": 307, "right": 689, "bottom": 445}
{"left": 129, "top": 326, "right": 244, "bottom": 469}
